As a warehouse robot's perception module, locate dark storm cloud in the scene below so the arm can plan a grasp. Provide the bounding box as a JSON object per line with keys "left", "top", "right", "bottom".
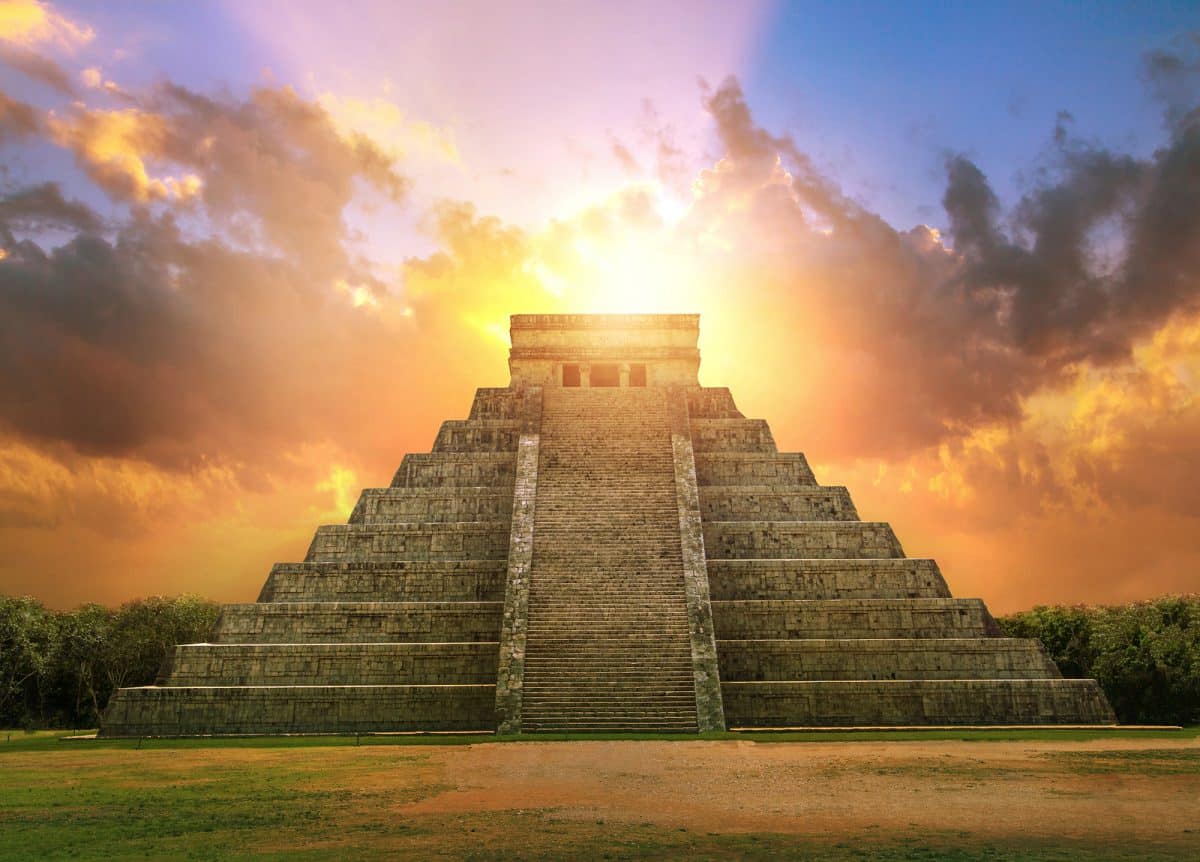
{"left": 689, "top": 66, "right": 1200, "bottom": 458}
{"left": 0, "top": 83, "right": 420, "bottom": 471}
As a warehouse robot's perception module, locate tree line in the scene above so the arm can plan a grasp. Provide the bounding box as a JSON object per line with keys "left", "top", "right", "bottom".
{"left": 1, "top": 595, "right": 219, "bottom": 730}
{"left": 1, "top": 592, "right": 1196, "bottom": 728}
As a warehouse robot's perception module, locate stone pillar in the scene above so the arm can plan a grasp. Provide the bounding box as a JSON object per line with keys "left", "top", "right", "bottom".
{"left": 580, "top": 363, "right": 591, "bottom": 387}
{"left": 665, "top": 385, "right": 727, "bottom": 731}
{"left": 619, "top": 363, "right": 630, "bottom": 387}
{"left": 494, "top": 385, "right": 542, "bottom": 734}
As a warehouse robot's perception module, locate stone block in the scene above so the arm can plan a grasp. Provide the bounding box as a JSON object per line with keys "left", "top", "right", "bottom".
{"left": 433, "top": 420, "right": 520, "bottom": 453}
{"left": 721, "top": 678, "right": 1116, "bottom": 726}
{"left": 258, "top": 561, "right": 507, "bottom": 603}
{"left": 689, "top": 419, "right": 776, "bottom": 452}
{"left": 305, "top": 522, "right": 510, "bottom": 562}
{"left": 703, "top": 521, "right": 904, "bottom": 559}
{"left": 694, "top": 452, "right": 816, "bottom": 486}
{"left": 712, "top": 598, "right": 999, "bottom": 639}
{"left": 716, "top": 638, "right": 1060, "bottom": 681}
{"left": 348, "top": 488, "right": 513, "bottom": 525}
{"left": 100, "top": 684, "right": 495, "bottom": 736}
{"left": 707, "top": 559, "right": 950, "bottom": 600}
{"left": 686, "top": 387, "right": 744, "bottom": 419}
{"left": 212, "top": 601, "right": 502, "bottom": 643}
{"left": 699, "top": 486, "right": 859, "bottom": 521}
{"left": 163, "top": 642, "right": 499, "bottom": 686}
{"left": 390, "top": 453, "right": 516, "bottom": 488}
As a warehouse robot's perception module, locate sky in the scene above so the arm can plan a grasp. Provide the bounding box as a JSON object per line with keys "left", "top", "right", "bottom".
{"left": 1, "top": 0, "right": 1199, "bottom": 613}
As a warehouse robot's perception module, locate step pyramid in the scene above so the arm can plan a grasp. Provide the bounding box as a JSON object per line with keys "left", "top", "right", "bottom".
{"left": 100, "top": 314, "right": 1114, "bottom": 735}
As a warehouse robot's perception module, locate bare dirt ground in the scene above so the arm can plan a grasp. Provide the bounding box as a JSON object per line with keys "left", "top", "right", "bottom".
{"left": 400, "top": 738, "right": 1199, "bottom": 842}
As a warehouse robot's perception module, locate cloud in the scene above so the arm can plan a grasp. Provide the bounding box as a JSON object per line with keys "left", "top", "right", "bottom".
{"left": 0, "top": 0, "right": 93, "bottom": 50}
{"left": 0, "top": 42, "right": 74, "bottom": 94}
{"left": 0, "top": 89, "right": 38, "bottom": 142}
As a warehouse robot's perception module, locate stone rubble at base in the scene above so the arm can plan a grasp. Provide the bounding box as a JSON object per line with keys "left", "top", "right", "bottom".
{"left": 100, "top": 314, "right": 1115, "bottom": 736}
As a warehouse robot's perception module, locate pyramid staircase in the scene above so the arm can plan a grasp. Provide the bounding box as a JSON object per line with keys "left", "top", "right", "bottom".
{"left": 520, "top": 388, "right": 698, "bottom": 732}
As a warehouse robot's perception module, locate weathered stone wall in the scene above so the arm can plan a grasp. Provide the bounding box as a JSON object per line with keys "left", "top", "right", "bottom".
{"left": 695, "top": 453, "right": 816, "bottom": 486}
{"left": 348, "top": 489, "right": 512, "bottom": 525}
{"left": 686, "top": 387, "right": 744, "bottom": 419}
{"left": 390, "top": 453, "right": 516, "bottom": 488}
{"left": 469, "top": 388, "right": 519, "bottom": 420}
{"left": 721, "top": 678, "right": 1116, "bottom": 726}
{"left": 706, "top": 559, "right": 951, "bottom": 601}
{"left": 212, "top": 602, "right": 502, "bottom": 643}
{"left": 699, "top": 487, "right": 859, "bottom": 521}
{"left": 703, "top": 521, "right": 904, "bottom": 560}
{"left": 306, "top": 522, "right": 510, "bottom": 562}
{"left": 717, "top": 638, "right": 1060, "bottom": 681}
{"left": 689, "top": 419, "right": 776, "bottom": 452}
{"left": 257, "top": 561, "right": 506, "bottom": 603}
{"left": 712, "top": 598, "right": 999, "bottom": 639}
{"left": 164, "top": 642, "right": 498, "bottom": 686}
{"left": 433, "top": 420, "right": 520, "bottom": 453}
{"left": 101, "top": 685, "right": 495, "bottom": 736}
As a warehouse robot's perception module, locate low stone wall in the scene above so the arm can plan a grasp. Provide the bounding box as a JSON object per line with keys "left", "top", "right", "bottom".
{"left": 712, "top": 598, "right": 998, "bottom": 639}
{"left": 306, "top": 522, "right": 510, "bottom": 562}
{"left": 699, "top": 486, "right": 859, "bottom": 521}
{"left": 694, "top": 453, "right": 816, "bottom": 486}
{"left": 721, "top": 678, "right": 1116, "bottom": 726}
{"left": 100, "top": 684, "right": 496, "bottom": 736}
{"left": 686, "top": 387, "right": 744, "bottom": 419}
{"left": 706, "top": 559, "right": 950, "bottom": 600}
{"left": 164, "top": 642, "right": 499, "bottom": 686}
{"left": 433, "top": 420, "right": 520, "bottom": 453}
{"left": 717, "top": 638, "right": 1060, "bottom": 681}
{"left": 259, "top": 561, "right": 507, "bottom": 603}
{"left": 390, "top": 453, "right": 516, "bottom": 488}
{"left": 689, "top": 419, "right": 776, "bottom": 453}
{"left": 348, "top": 488, "right": 513, "bottom": 525}
{"left": 212, "top": 602, "right": 502, "bottom": 643}
{"left": 703, "top": 521, "right": 904, "bottom": 560}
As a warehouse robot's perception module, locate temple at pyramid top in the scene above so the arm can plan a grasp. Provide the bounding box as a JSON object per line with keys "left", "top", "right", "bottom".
{"left": 509, "top": 313, "right": 701, "bottom": 387}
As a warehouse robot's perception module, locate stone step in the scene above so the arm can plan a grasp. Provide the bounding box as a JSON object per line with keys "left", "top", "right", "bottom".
{"left": 99, "top": 684, "right": 495, "bottom": 737}
{"left": 711, "top": 598, "right": 1001, "bottom": 639}
{"left": 390, "top": 453, "right": 516, "bottom": 489}
{"left": 258, "top": 560, "right": 507, "bottom": 603}
{"left": 716, "top": 638, "right": 1062, "bottom": 682}
{"left": 695, "top": 452, "right": 817, "bottom": 486}
{"left": 703, "top": 521, "right": 904, "bottom": 560}
{"left": 348, "top": 488, "right": 512, "bottom": 525}
{"left": 699, "top": 486, "right": 859, "bottom": 522}
{"left": 162, "top": 642, "right": 499, "bottom": 686}
{"left": 432, "top": 419, "right": 520, "bottom": 453}
{"left": 306, "top": 522, "right": 510, "bottom": 562}
{"left": 212, "top": 602, "right": 502, "bottom": 644}
{"left": 689, "top": 419, "right": 777, "bottom": 453}
{"left": 706, "top": 558, "right": 950, "bottom": 601}
{"left": 721, "top": 679, "right": 1117, "bottom": 727}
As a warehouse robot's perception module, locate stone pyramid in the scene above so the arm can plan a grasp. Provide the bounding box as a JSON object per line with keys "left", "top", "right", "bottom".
{"left": 101, "top": 314, "right": 1115, "bottom": 735}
